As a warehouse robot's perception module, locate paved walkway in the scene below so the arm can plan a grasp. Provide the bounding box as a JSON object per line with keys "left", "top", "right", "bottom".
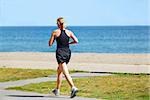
{"left": 0, "top": 90, "right": 96, "bottom": 100}
{"left": 0, "top": 73, "right": 111, "bottom": 100}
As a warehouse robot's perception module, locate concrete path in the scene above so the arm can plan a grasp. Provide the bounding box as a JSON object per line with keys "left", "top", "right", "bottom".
{"left": 0, "top": 90, "right": 96, "bottom": 100}
{"left": 0, "top": 73, "right": 111, "bottom": 89}
{"left": 0, "top": 72, "right": 110, "bottom": 100}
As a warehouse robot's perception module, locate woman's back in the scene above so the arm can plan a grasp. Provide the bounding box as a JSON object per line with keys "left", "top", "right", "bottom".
{"left": 56, "top": 30, "right": 70, "bottom": 49}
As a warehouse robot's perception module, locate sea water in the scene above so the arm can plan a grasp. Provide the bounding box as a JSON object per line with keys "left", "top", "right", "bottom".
{"left": 0, "top": 26, "right": 149, "bottom": 53}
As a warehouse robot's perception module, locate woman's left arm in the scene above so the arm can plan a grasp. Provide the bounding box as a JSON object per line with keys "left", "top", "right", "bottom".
{"left": 69, "top": 31, "right": 79, "bottom": 44}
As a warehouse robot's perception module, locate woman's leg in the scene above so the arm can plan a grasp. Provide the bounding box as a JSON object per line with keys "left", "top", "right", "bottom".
{"left": 61, "top": 62, "right": 78, "bottom": 98}
{"left": 56, "top": 64, "right": 63, "bottom": 89}
{"left": 52, "top": 64, "right": 63, "bottom": 96}
{"left": 61, "top": 62, "right": 74, "bottom": 88}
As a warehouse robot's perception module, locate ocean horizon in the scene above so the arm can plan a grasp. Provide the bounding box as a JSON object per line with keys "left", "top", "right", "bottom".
{"left": 0, "top": 26, "right": 149, "bottom": 53}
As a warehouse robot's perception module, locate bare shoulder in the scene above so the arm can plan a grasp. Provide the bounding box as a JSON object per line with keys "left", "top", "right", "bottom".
{"left": 65, "top": 29, "right": 74, "bottom": 36}
{"left": 53, "top": 29, "right": 60, "bottom": 33}
{"left": 65, "top": 29, "right": 73, "bottom": 34}
{"left": 52, "top": 29, "right": 60, "bottom": 35}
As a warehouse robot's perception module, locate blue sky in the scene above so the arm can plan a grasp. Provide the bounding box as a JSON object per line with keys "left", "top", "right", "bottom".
{"left": 0, "top": 0, "right": 149, "bottom": 26}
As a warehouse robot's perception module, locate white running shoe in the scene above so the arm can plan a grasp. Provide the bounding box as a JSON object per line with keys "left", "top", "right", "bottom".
{"left": 70, "top": 87, "right": 78, "bottom": 98}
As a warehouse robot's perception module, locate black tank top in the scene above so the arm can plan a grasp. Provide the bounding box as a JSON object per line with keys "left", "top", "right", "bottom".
{"left": 56, "top": 30, "right": 70, "bottom": 49}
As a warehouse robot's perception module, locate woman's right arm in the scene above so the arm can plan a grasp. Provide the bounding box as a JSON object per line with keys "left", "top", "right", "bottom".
{"left": 49, "top": 31, "right": 56, "bottom": 47}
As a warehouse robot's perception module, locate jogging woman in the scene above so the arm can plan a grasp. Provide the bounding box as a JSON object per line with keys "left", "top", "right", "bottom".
{"left": 49, "top": 17, "right": 79, "bottom": 98}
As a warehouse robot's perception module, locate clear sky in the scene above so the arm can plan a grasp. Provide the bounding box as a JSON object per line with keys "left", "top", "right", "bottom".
{"left": 0, "top": 0, "right": 149, "bottom": 26}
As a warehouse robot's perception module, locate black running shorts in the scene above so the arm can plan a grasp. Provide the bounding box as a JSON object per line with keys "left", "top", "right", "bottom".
{"left": 56, "top": 48, "right": 71, "bottom": 64}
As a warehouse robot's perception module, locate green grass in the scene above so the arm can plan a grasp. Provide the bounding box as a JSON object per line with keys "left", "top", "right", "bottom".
{"left": 0, "top": 68, "right": 57, "bottom": 82}
{"left": 7, "top": 74, "right": 150, "bottom": 100}
{"left": 0, "top": 68, "right": 85, "bottom": 82}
